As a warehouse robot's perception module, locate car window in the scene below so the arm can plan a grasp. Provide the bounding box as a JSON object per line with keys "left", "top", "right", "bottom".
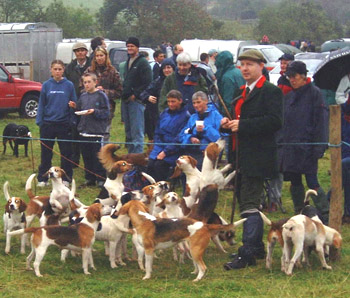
{"left": 260, "top": 48, "right": 283, "bottom": 63}
{"left": 0, "top": 67, "right": 9, "bottom": 82}
{"left": 109, "top": 49, "right": 128, "bottom": 71}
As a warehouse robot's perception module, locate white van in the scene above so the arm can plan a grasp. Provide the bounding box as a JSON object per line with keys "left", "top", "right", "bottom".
{"left": 180, "top": 39, "right": 258, "bottom": 63}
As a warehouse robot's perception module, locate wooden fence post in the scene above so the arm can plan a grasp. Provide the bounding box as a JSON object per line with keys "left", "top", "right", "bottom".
{"left": 329, "top": 105, "right": 342, "bottom": 261}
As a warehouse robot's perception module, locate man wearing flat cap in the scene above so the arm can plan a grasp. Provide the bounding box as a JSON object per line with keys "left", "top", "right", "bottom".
{"left": 221, "top": 49, "right": 283, "bottom": 270}
{"left": 122, "top": 37, "right": 152, "bottom": 153}
{"left": 280, "top": 60, "right": 329, "bottom": 223}
{"left": 64, "top": 42, "right": 91, "bottom": 166}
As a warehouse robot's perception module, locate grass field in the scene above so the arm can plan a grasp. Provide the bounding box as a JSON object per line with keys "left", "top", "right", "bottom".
{"left": 0, "top": 104, "right": 349, "bottom": 297}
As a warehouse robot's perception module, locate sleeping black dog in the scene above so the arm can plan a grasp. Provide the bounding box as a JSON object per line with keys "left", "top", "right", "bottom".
{"left": 3, "top": 123, "right": 31, "bottom": 157}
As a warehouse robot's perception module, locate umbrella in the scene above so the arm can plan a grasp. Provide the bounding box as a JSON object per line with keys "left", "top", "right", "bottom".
{"left": 313, "top": 47, "right": 350, "bottom": 91}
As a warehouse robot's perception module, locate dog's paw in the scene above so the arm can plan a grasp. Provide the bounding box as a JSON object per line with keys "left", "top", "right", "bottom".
{"left": 142, "top": 274, "right": 151, "bottom": 280}
{"left": 324, "top": 265, "right": 332, "bottom": 270}
{"left": 84, "top": 271, "right": 91, "bottom": 275}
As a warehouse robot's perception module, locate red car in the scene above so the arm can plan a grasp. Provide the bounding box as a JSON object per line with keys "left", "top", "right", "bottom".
{"left": 0, "top": 64, "right": 41, "bottom": 118}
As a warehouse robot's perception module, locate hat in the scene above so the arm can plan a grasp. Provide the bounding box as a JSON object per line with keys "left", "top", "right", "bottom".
{"left": 238, "top": 49, "right": 267, "bottom": 63}
{"left": 72, "top": 42, "right": 88, "bottom": 51}
{"left": 208, "top": 49, "right": 218, "bottom": 56}
{"left": 285, "top": 61, "right": 308, "bottom": 76}
{"left": 279, "top": 53, "right": 295, "bottom": 61}
{"left": 126, "top": 37, "right": 140, "bottom": 48}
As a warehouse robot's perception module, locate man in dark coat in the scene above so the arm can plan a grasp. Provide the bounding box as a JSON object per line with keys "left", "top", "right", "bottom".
{"left": 280, "top": 61, "right": 329, "bottom": 222}
{"left": 221, "top": 49, "right": 283, "bottom": 269}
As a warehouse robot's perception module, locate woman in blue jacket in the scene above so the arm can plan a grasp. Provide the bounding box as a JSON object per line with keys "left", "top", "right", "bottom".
{"left": 147, "top": 90, "right": 190, "bottom": 181}
{"left": 178, "top": 91, "right": 223, "bottom": 170}
{"left": 36, "top": 60, "right": 77, "bottom": 186}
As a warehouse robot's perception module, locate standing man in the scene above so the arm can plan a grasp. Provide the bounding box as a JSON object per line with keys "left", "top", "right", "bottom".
{"left": 208, "top": 49, "right": 218, "bottom": 74}
{"left": 171, "top": 44, "right": 184, "bottom": 64}
{"left": 277, "top": 53, "right": 294, "bottom": 95}
{"left": 64, "top": 42, "right": 91, "bottom": 165}
{"left": 221, "top": 49, "right": 283, "bottom": 269}
{"left": 121, "top": 37, "right": 152, "bottom": 153}
{"left": 152, "top": 50, "right": 165, "bottom": 79}
{"left": 197, "top": 53, "right": 216, "bottom": 88}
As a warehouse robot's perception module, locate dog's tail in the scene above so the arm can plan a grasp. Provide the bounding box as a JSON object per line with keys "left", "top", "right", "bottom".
{"left": 25, "top": 173, "right": 37, "bottom": 200}
{"left": 259, "top": 211, "right": 272, "bottom": 226}
{"left": 141, "top": 172, "right": 156, "bottom": 184}
{"left": 304, "top": 189, "right": 318, "bottom": 205}
{"left": 7, "top": 227, "right": 39, "bottom": 236}
{"left": 98, "top": 144, "right": 121, "bottom": 172}
{"left": 207, "top": 218, "right": 246, "bottom": 233}
{"left": 3, "top": 181, "right": 11, "bottom": 201}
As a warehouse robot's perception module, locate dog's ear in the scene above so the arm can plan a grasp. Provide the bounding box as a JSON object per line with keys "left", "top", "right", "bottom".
{"left": 117, "top": 203, "right": 130, "bottom": 216}
{"left": 87, "top": 203, "right": 102, "bottom": 223}
{"left": 60, "top": 169, "right": 71, "bottom": 182}
{"left": 333, "top": 233, "right": 342, "bottom": 249}
{"left": 170, "top": 166, "right": 182, "bottom": 178}
{"left": 188, "top": 156, "right": 198, "bottom": 168}
{"left": 43, "top": 170, "right": 50, "bottom": 177}
{"left": 156, "top": 198, "right": 166, "bottom": 209}
{"left": 205, "top": 143, "right": 219, "bottom": 169}
{"left": 5, "top": 201, "right": 10, "bottom": 214}
{"left": 19, "top": 200, "right": 27, "bottom": 213}
{"left": 108, "top": 170, "right": 117, "bottom": 180}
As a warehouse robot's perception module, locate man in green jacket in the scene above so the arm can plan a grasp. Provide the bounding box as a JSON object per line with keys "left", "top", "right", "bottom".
{"left": 221, "top": 49, "right": 283, "bottom": 270}
{"left": 159, "top": 52, "right": 207, "bottom": 114}
{"left": 215, "top": 50, "right": 245, "bottom": 114}
{"left": 121, "top": 37, "right": 152, "bottom": 153}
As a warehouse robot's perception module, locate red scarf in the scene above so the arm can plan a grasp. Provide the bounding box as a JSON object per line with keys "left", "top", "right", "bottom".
{"left": 232, "top": 76, "right": 266, "bottom": 151}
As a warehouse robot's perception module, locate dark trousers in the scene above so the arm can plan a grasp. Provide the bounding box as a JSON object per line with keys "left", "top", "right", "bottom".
{"left": 285, "top": 172, "right": 320, "bottom": 189}
{"left": 147, "top": 159, "right": 173, "bottom": 182}
{"left": 38, "top": 122, "right": 73, "bottom": 182}
{"left": 79, "top": 136, "right": 106, "bottom": 182}
{"left": 236, "top": 174, "right": 264, "bottom": 213}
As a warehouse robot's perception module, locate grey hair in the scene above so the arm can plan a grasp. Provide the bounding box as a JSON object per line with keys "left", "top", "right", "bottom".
{"left": 176, "top": 52, "right": 192, "bottom": 64}
{"left": 192, "top": 91, "right": 208, "bottom": 101}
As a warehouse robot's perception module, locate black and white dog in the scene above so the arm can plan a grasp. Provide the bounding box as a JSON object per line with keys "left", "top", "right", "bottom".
{"left": 3, "top": 123, "right": 31, "bottom": 157}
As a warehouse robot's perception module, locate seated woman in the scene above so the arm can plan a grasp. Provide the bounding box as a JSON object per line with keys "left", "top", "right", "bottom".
{"left": 178, "top": 91, "right": 223, "bottom": 170}
{"left": 146, "top": 90, "right": 190, "bottom": 182}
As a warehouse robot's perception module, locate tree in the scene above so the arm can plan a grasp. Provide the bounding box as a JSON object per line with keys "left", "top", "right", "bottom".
{"left": 256, "top": 0, "right": 343, "bottom": 45}
{"left": 43, "top": 0, "right": 98, "bottom": 38}
{"left": 99, "top": 0, "right": 213, "bottom": 46}
{"left": 0, "top": 0, "right": 43, "bottom": 22}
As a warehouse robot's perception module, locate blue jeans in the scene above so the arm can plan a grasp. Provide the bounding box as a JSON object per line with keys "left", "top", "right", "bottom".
{"left": 121, "top": 100, "right": 145, "bottom": 153}
{"left": 343, "top": 157, "right": 350, "bottom": 216}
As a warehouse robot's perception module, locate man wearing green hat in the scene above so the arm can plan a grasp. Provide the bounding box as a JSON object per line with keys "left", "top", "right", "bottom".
{"left": 221, "top": 49, "right": 283, "bottom": 269}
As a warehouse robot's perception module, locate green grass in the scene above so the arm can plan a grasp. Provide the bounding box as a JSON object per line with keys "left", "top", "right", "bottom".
{"left": 0, "top": 104, "right": 350, "bottom": 297}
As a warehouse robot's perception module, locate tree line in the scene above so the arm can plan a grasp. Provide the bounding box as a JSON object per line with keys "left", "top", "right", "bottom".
{"left": 0, "top": 0, "right": 348, "bottom": 47}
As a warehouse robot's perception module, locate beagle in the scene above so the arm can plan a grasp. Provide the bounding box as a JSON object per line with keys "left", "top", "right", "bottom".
{"left": 141, "top": 181, "right": 170, "bottom": 216}
{"left": 8, "top": 203, "right": 103, "bottom": 277}
{"left": 170, "top": 155, "right": 201, "bottom": 212}
{"left": 281, "top": 214, "right": 342, "bottom": 275}
{"left": 260, "top": 189, "right": 318, "bottom": 270}
{"left": 200, "top": 139, "right": 235, "bottom": 190}
{"left": 3, "top": 181, "right": 27, "bottom": 254}
{"left": 118, "top": 199, "right": 246, "bottom": 281}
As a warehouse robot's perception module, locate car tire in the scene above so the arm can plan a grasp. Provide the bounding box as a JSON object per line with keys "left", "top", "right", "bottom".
{"left": 20, "top": 94, "right": 39, "bottom": 118}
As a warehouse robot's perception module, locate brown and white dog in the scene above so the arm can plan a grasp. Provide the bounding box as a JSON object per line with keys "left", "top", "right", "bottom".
{"left": 118, "top": 199, "right": 245, "bottom": 282}
{"left": 8, "top": 203, "right": 103, "bottom": 277}
{"left": 141, "top": 181, "right": 170, "bottom": 216}
{"left": 170, "top": 155, "right": 201, "bottom": 212}
{"left": 281, "top": 214, "right": 342, "bottom": 275}
{"left": 200, "top": 139, "right": 235, "bottom": 190}
{"left": 3, "top": 181, "right": 27, "bottom": 254}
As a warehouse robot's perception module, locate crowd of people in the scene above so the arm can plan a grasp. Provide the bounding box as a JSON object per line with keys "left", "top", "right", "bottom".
{"left": 35, "top": 35, "right": 350, "bottom": 270}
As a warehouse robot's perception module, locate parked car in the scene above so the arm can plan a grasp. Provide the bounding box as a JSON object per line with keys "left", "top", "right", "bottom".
{"left": 236, "top": 45, "right": 284, "bottom": 71}
{"left": 269, "top": 52, "right": 329, "bottom": 85}
{"left": 274, "top": 44, "right": 302, "bottom": 55}
{"left": 0, "top": 64, "right": 41, "bottom": 118}
{"left": 321, "top": 38, "right": 350, "bottom": 52}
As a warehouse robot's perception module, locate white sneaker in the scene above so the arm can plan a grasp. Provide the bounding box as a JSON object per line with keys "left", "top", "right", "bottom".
{"left": 63, "top": 181, "right": 70, "bottom": 187}
{"left": 37, "top": 181, "right": 49, "bottom": 187}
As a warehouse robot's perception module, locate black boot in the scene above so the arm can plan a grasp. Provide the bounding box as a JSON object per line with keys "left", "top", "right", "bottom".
{"left": 223, "top": 212, "right": 264, "bottom": 270}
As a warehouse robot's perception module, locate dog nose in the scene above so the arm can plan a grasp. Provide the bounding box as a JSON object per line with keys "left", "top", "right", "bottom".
{"left": 10, "top": 205, "right": 15, "bottom": 210}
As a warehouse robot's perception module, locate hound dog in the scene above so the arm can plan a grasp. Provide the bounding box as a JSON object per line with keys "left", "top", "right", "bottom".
{"left": 8, "top": 203, "right": 103, "bottom": 277}
{"left": 2, "top": 123, "right": 31, "bottom": 157}
{"left": 170, "top": 155, "right": 201, "bottom": 213}
{"left": 141, "top": 181, "right": 170, "bottom": 216}
{"left": 260, "top": 189, "right": 318, "bottom": 270}
{"left": 117, "top": 199, "right": 246, "bottom": 282}
{"left": 281, "top": 214, "right": 342, "bottom": 275}
{"left": 200, "top": 139, "right": 235, "bottom": 190}
{"left": 98, "top": 143, "right": 151, "bottom": 169}
{"left": 3, "top": 181, "right": 27, "bottom": 254}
